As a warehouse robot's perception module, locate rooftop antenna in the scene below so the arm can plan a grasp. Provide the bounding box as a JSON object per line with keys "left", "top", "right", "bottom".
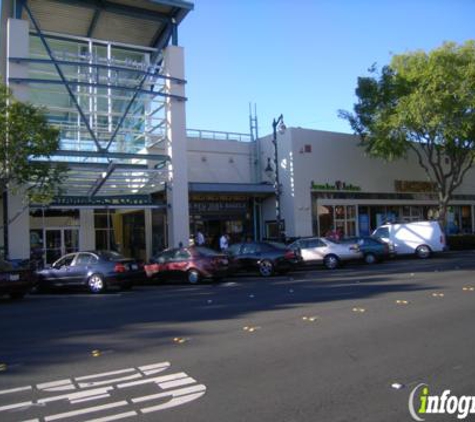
{"left": 249, "top": 103, "right": 259, "bottom": 142}
{"left": 249, "top": 103, "right": 261, "bottom": 183}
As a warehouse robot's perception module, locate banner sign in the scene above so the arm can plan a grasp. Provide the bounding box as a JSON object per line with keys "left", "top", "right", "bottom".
{"left": 50, "top": 195, "right": 153, "bottom": 206}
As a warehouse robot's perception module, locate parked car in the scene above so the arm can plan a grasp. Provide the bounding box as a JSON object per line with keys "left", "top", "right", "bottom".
{"left": 0, "top": 259, "right": 36, "bottom": 300}
{"left": 288, "top": 237, "right": 362, "bottom": 269}
{"left": 226, "top": 241, "right": 297, "bottom": 277}
{"left": 144, "top": 246, "right": 229, "bottom": 284}
{"left": 340, "top": 236, "right": 391, "bottom": 264}
{"left": 372, "top": 221, "right": 446, "bottom": 258}
{"left": 36, "top": 251, "right": 143, "bottom": 293}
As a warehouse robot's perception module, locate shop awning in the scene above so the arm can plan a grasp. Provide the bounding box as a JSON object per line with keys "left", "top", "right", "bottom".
{"left": 189, "top": 182, "right": 276, "bottom": 195}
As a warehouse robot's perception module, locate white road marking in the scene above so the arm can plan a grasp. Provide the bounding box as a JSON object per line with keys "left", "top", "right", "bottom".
{"left": 138, "top": 362, "right": 170, "bottom": 376}
{"left": 76, "top": 369, "right": 136, "bottom": 382}
{"left": 0, "top": 386, "right": 31, "bottom": 395}
{"left": 158, "top": 377, "right": 197, "bottom": 389}
{"left": 78, "top": 373, "right": 142, "bottom": 389}
{"left": 139, "top": 386, "right": 207, "bottom": 414}
{"left": 132, "top": 384, "right": 207, "bottom": 404}
{"left": 0, "top": 362, "right": 206, "bottom": 421}
{"left": 85, "top": 410, "right": 138, "bottom": 422}
{"left": 37, "top": 380, "right": 73, "bottom": 391}
{"left": 39, "top": 387, "right": 114, "bottom": 404}
{"left": 117, "top": 372, "right": 188, "bottom": 389}
{"left": 70, "top": 393, "right": 112, "bottom": 405}
{"left": 44, "top": 400, "right": 128, "bottom": 421}
{"left": 0, "top": 400, "right": 33, "bottom": 411}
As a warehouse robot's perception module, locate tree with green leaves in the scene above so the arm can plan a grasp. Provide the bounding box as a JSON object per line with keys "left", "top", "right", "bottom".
{"left": 0, "top": 83, "right": 66, "bottom": 253}
{"left": 340, "top": 40, "right": 475, "bottom": 228}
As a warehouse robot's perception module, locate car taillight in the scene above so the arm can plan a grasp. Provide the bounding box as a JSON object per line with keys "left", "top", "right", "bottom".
{"left": 284, "top": 250, "right": 295, "bottom": 260}
{"left": 114, "top": 263, "right": 127, "bottom": 273}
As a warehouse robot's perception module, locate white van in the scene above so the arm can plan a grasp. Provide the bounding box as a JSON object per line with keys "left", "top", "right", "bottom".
{"left": 372, "top": 221, "right": 446, "bottom": 258}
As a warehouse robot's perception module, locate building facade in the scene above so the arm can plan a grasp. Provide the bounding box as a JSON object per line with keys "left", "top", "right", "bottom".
{"left": 1, "top": 0, "right": 194, "bottom": 263}
{"left": 258, "top": 128, "right": 475, "bottom": 240}
{"left": 2, "top": 1, "right": 475, "bottom": 265}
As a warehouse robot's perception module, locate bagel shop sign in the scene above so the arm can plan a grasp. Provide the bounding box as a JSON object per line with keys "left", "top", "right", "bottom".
{"left": 190, "top": 200, "right": 248, "bottom": 214}
{"left": 310, "top": 180, "right": 361, "bottom": 192}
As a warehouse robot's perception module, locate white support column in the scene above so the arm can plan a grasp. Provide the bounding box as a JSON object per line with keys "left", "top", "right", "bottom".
{"left": 7, "top": 190, "right": 29, "bottom": 259}
{"left": 163, "top": 46, "right": 190, "bottom": 247}
{"left": 145, "top": 208, "right": 152, "bottom": 260}
{"left": 6, "top": 18, "right": 29, "bottom": 101}
{"left": 79, "top": 209, "right": 95, "bottom": 251}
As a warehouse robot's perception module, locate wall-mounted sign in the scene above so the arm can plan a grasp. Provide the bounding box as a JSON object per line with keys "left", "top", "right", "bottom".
{"left": 394, "top": 180, "right": 436, "bottom": 193}
{"left": 310, "top": 180, "right": 361, "bottom": 192}
{"left": 50, "top": 195, "right": 153, "bottom": 206}
{"left": 190, "top": 201, "right": 248, "bottom": 214}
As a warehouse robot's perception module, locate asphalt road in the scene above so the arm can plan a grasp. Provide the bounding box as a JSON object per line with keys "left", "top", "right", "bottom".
{"left": 1, "top": 252, "right": 475, "bottom": 422}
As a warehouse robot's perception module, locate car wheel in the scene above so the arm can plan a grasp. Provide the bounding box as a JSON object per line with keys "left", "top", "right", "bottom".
{"left": 416, "top": 245, "right": 431, "bottom": 259}
{"left": 87, "top": 274, "right": 106, "bottom": 294}
{"left": 186, "top": 269, "right": 201, "bottom": 284}
{"left": 9, "top": 291, "right": 26, "bottom": 300}
{"left": 324, "top": 254, "right": 339, "bottom": 270}
{"left": 364, "top": 253, "right": 377, "bottom": 265}
{"left": 259, "top": 260, "right": 274, "bottom": 277}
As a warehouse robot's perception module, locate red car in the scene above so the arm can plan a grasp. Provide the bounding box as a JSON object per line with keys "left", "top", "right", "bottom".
{"left": 144, "top": 246, "right": 229, "bottom": 284}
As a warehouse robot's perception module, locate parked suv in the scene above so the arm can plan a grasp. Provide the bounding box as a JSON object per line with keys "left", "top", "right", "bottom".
{"left": 372, "top": 221, "right": 446, "bottom": 258}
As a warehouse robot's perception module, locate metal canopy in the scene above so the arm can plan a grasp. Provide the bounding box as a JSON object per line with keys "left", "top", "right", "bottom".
{"left": 35, "top": 154, "right": 169, "bottom": 197}
{"left": 17, "top": 0, "right": 194, "bottom": 47}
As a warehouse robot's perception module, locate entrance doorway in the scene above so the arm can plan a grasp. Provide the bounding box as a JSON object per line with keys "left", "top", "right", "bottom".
{"left": 43, "top": 228, "right": 79, "bottom": 264}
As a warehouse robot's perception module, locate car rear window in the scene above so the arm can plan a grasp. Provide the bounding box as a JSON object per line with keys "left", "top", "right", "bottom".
{"left": 265, "top": 241, "right": 287, "bottom": 250}
{"left": 96, "top": 251, "right": 125, "bottom": 261}
{"left": 195, "top": 247, "right": 220, "bottom": 257}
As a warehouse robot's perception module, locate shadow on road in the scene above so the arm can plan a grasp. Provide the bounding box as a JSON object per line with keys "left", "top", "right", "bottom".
{"left": 0, "top": 251, "right": 471, "bottom": 378}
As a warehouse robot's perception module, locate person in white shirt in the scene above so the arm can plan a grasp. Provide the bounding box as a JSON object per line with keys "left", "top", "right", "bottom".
{"left": 196, "top": 230, "right": 205, "bottom": 246}
{"left": 219, "top": 233, "right": 229, "bottom": 251}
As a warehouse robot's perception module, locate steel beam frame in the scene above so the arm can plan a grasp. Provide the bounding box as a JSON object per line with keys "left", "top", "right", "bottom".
{"left": 23, "top": 2, "right": 104, "bottom": 152}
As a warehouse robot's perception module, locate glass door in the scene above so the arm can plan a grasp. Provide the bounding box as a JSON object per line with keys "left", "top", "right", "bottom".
{"left": 45, "top": 229, "right": 62, "bottom": 264}
{"left": 44, "top": 228, "right": 79, "bottom": 264}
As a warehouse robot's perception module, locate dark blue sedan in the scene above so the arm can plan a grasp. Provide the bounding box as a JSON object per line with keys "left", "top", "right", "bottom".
{"left": 37, "top": 251, "right": 144, "bottom": 293}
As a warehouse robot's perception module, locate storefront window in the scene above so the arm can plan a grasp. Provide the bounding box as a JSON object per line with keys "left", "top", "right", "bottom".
{"left": 318, "top": 205, "right": 333, "bottom": 237}
{"left": 317, "top": 205, "right": 356, "bottom": 238}
{"left": 447, "top": 205, "right": 473, "bottom": 234}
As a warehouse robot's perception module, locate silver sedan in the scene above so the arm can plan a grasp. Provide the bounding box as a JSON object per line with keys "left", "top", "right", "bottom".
{"left": 288, "top": 237, "right": 362, "bottom": 269}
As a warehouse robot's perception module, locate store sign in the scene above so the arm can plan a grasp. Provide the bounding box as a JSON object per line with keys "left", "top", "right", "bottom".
{"left": 190, "top": 201, "right": 248, "bottom": 213}
{"left": 50, "top": 195, "right": 153, "bottom": 206}
{"left": 310, "top": 180, "right": 361, "bottom": 192}
{"left": 394, "top": 180, "right": 436, "bottom": 193}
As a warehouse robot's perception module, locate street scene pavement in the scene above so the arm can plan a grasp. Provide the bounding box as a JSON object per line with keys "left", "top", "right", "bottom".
{"left": 1, "top": 252, "right": 475, "bottom": 421}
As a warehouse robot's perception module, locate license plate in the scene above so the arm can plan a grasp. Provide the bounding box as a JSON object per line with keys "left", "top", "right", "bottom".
{"left": 131, "top": 264, "right": 138, "bottom": 270}
{"left": 9, "top": 274, "right": 20, "bottom": 281}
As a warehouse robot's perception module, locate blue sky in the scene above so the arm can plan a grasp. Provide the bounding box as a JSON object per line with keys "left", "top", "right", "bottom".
{"left": 180, "top": 0, "right": 475, "bottom": 136}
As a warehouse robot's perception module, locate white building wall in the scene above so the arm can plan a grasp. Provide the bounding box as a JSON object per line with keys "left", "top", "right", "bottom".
{"left": 187, "top": 138, "right": 254, "bottom": 183}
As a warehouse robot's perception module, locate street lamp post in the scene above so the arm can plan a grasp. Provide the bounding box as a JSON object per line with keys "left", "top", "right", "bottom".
{"left": 265, "top": 114, "right": 286, "bottom": 241}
